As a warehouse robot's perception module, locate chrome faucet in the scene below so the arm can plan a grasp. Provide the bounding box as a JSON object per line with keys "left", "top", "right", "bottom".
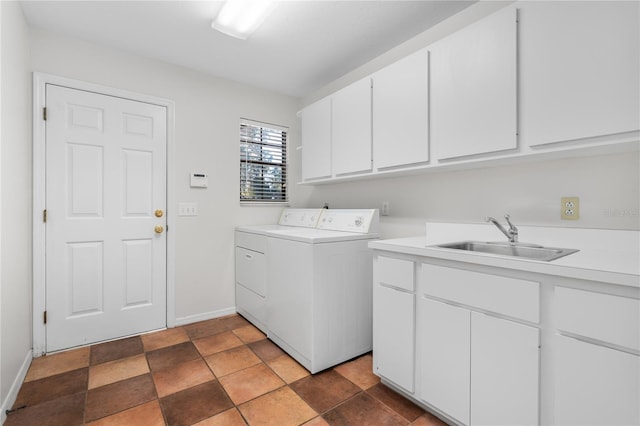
{"left": 485, "top": 214, "right": 518, "bottom": 243}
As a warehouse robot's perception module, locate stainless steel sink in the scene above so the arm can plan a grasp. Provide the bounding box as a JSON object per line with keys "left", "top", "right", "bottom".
{"left": 432, "top": 241, "right": 579, "bottom": 262}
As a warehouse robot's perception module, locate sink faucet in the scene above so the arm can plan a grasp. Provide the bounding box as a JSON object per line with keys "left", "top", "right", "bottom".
{"left": 485, "top": 214, "right": 518, "bottom": 243}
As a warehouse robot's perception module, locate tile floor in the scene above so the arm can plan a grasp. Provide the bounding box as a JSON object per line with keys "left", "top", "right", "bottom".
{"left": 5, "top": 314, "right": 448, "bottom": 426}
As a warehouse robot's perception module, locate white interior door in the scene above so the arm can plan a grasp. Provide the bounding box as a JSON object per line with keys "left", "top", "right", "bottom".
{"left": 45, "top": 84, "right": 167, "bottom": 352}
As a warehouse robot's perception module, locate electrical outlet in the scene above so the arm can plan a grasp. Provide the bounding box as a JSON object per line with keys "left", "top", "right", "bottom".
{"left": 381, "top": 202, "right": 390, "bottom": 216}
{"left": 561, "top": 197, "right": 579, "bottom": 220}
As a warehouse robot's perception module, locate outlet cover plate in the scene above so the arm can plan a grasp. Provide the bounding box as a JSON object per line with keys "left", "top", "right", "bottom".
{"left": 561, "top": 197, "right": 579, "bottom": 220}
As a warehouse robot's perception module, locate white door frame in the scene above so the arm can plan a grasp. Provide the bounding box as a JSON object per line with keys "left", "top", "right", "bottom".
{"left": 32, "top": 72, "right": 176, "bottom": 356}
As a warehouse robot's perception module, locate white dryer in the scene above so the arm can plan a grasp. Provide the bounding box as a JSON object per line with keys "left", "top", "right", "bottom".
{"left": 235, "top": 208, "right": 379, "bottom": 373}
{"left": 235, "top": 209, "right": 322, "bottom": 333}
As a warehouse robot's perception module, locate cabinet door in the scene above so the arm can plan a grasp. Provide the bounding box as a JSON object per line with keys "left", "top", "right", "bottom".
{"left": 373, "top": 283, "right": 415, "bottom": 393}
{"left": 471, "top": 313, "right": 539, "bottom": 426}
{"left": 520, "top": 1, "right": 640, "bottom": 147}
{"left": 301, "top": 97, "right": 331, "bottom": 180}
{"left": 372, "top": 49, "right": 429, "bottom": 169}
{"left": 332, "top": 78, "right": 372, "bottom": 175}
{"left": 555, "top": 336, "right": 640, "bottom": 426}
{"left": 431, "top": 7, "right": 517, "bottom": 160}
{"left": 419, "top": 297, "right": 470, "bottom": 425}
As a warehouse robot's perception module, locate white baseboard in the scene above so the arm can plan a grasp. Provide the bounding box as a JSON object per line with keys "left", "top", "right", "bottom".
{"left": 174, "top": 307, "right": 237, "bottom": 327}
{"left": 1, "top": 350, "right": 32, "bottom": 424}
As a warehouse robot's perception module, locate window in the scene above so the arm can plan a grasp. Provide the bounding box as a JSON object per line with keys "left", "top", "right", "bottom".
{"left": 240, "top": 119, "right": 288, "bottom": 203}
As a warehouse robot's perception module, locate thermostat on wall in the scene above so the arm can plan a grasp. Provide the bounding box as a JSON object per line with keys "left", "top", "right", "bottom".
{"left": 190, "top": 172, "right": 208, "bottom": 188}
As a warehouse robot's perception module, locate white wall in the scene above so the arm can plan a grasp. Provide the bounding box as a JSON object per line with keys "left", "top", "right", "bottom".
{"left": 1, "top": 0, "right": 33, "bottom": 418}
{"left": 299, "top": 152, "right": 640, "bottom": 238}
{"left": 30, "top": 29, "right": 301, "bottom": 323}
{"left": 297, "top": 1, "right": 640, "bottom": 236}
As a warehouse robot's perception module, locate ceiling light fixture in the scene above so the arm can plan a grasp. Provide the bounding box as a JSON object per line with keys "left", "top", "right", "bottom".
{"left": 212, "top": 0, "right": 277, "bottom": 40}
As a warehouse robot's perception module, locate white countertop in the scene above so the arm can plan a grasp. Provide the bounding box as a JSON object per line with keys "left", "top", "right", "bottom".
{"left": 368, "top": 223, "right": 640, "bottom": 288}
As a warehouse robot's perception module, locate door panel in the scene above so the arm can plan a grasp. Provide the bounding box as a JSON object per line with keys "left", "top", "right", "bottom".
{"left": 68, "top": 241, "right": 104, "bottom": 316}
{"left": 46, "top": 84, "right": 167, "bottom": 352}
{"left": 419, "top": 297, "right": 471, "bottom": 425}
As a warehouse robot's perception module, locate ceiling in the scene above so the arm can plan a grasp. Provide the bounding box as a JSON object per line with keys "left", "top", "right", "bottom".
{"left": 19, "top": 1, "right": 475, "bottom": 98}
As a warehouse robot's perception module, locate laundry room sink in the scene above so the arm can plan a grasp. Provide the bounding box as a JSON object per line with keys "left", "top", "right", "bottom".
{"left": 433, "top": 241, "right": 579, "bottom": 262}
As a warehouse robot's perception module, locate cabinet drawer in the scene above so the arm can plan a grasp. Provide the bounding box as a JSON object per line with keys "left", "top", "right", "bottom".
{"left": 421, "top": 264, "right": 539, "bottom": 323}
{"left": 375, "top": 256, "right": 414, "bottom": 292}
{"left": 556, "top": 287, "right": 640, "bottom": 351}
{"left": 235, "top": 231, "right": 267, "bottom": 253}
{"left": 235, "top": 247, "right": 266, "bottom": 297}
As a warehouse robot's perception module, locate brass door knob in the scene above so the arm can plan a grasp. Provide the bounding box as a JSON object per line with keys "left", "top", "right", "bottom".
{"left": 154, "top": 225, "right": 164, "bottom": 234}
{"left": 154, "top": 209, "right": 164, "bottom": 218}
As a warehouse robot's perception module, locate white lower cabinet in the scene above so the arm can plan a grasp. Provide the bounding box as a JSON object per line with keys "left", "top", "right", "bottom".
{"left": 470, "top": 312, "right": 539, "bottom": 426}
{"left": 371, "top": 248, "right": 640, "bottom": 426}
{"left": 373, "top": 284, "right": 415, "bottom": 392}
{"left": 418, "top": 297, "right": 539, "bottom": 426}
{"left": 373, "top": 255, "right": 415, "bottom": 393}
{"left": 419, "top": 297, "right": 471, "bottom": 424}
{"left": 554, "top": 336, "right": 640, "bottom": 426}
{"left": 554, "top": 286, "right": 640, "bottom": 426}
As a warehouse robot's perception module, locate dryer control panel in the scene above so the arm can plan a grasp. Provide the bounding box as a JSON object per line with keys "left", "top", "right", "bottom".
{"left": 317, "top": 209, "right": 379, "bottom": 234}
{"left": 278, "top": 209, "right": 323, "bottom": 228}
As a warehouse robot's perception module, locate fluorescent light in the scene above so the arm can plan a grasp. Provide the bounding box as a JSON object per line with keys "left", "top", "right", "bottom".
{"left": 212, "top": 0, "right": 277, "bottom": 40}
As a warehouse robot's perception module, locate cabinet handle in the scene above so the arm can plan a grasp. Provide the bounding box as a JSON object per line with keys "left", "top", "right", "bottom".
{"left": 245, "top": 254, "right": 252, "bottom": 260}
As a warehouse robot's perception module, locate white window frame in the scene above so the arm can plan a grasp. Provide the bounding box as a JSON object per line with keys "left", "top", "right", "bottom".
{"left": 239, "top": 118, "right": 289, "bottom": 205}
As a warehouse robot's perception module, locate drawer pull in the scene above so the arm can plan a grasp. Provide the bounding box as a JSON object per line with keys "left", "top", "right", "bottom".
{"left": 245, "top": 254, "right": 252, "bottom": 260}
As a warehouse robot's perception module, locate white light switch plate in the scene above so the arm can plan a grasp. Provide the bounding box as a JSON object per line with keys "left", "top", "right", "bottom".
{"left": 179, "top": 202, "right": 198, "bottom": 216}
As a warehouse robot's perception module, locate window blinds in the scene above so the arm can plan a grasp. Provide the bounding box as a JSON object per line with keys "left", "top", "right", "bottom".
{"left": 240, "top": 119, "right": 288, "bottom": 203}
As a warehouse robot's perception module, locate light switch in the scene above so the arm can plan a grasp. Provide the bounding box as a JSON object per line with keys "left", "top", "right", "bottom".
{"left": 179, "top": 202, "right": 198, "bottom": 216}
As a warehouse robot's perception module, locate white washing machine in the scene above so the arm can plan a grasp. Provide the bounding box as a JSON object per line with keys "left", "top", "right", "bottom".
{"left": 235, "top": 208, "right": 379, "bottom": 373}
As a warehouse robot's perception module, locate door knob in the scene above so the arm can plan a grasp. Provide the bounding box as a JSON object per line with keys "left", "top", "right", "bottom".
{"left": 154, "top": 225, "right": 164, "bottom": 234}
{"left": 154, "top": 209, "right": 164, "bottom": 218}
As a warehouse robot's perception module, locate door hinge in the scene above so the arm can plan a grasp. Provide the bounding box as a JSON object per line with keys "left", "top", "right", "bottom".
{"left": 43, "top": 209, "right": 47, "bottom": 223}
{"left": 43, "top": 311, "right": 47, "bottom": 324}
{"left": 43, "top": 107, "right": 47, "bottom": 121}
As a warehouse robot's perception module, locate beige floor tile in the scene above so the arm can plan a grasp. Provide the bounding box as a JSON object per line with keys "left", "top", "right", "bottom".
{"left": 219, "top": 363, "right": 285, "bottom": 405}
{"left": 25, "top": 347, "right": 90, "bottom": 382}
{"left": 141, "top": 327, "right": 189, "bottom": 352}
{"left": 85, "top": 400, "right": 165, "bottom": 426}
{"left": 304, "top": 417, "right": 331, "bottom": 426}
{"left": 232, "top": 325, "right": 266, "bottom": 344}
{"left": 194, "top": 331, "right": 244, "bottom": 356}
{"left": 221, "top": 314, "right": 251, "bottom": 330}
{"left": 205, "top": 346, "right": 261, "bottom": 378}
{"left": 239, "top": 386, "right": 317, "bottom": 426}
{"left": 88, "top": 354, "right": 149, "bottom": 389}
{"left": 334, "top": 353, "right": 380, "bottom": 390}
{"left": 193, "top": 408, "right": 247, "bottom": 426}
{"left": 267, "top": 354, "right": 310, "bottom": 384}
{"left": 152, "top": 358, "right": 215, "bottom": 398}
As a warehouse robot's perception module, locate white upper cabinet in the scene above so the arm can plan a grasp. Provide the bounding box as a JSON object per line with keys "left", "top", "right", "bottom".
{"left": 332, "top": 77, "right": 372, "bottom": 176}
{"left": 431, "top": 7, "right": 517, "bottom": 160}
{"left": 301, "top": 97, "right": 331, "bottom": 181}
{"left": 372, "top": 49, "right": 429, "bottom": 169}
{"left": 519, "top": 1, "right": 640, "bottom": 147}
